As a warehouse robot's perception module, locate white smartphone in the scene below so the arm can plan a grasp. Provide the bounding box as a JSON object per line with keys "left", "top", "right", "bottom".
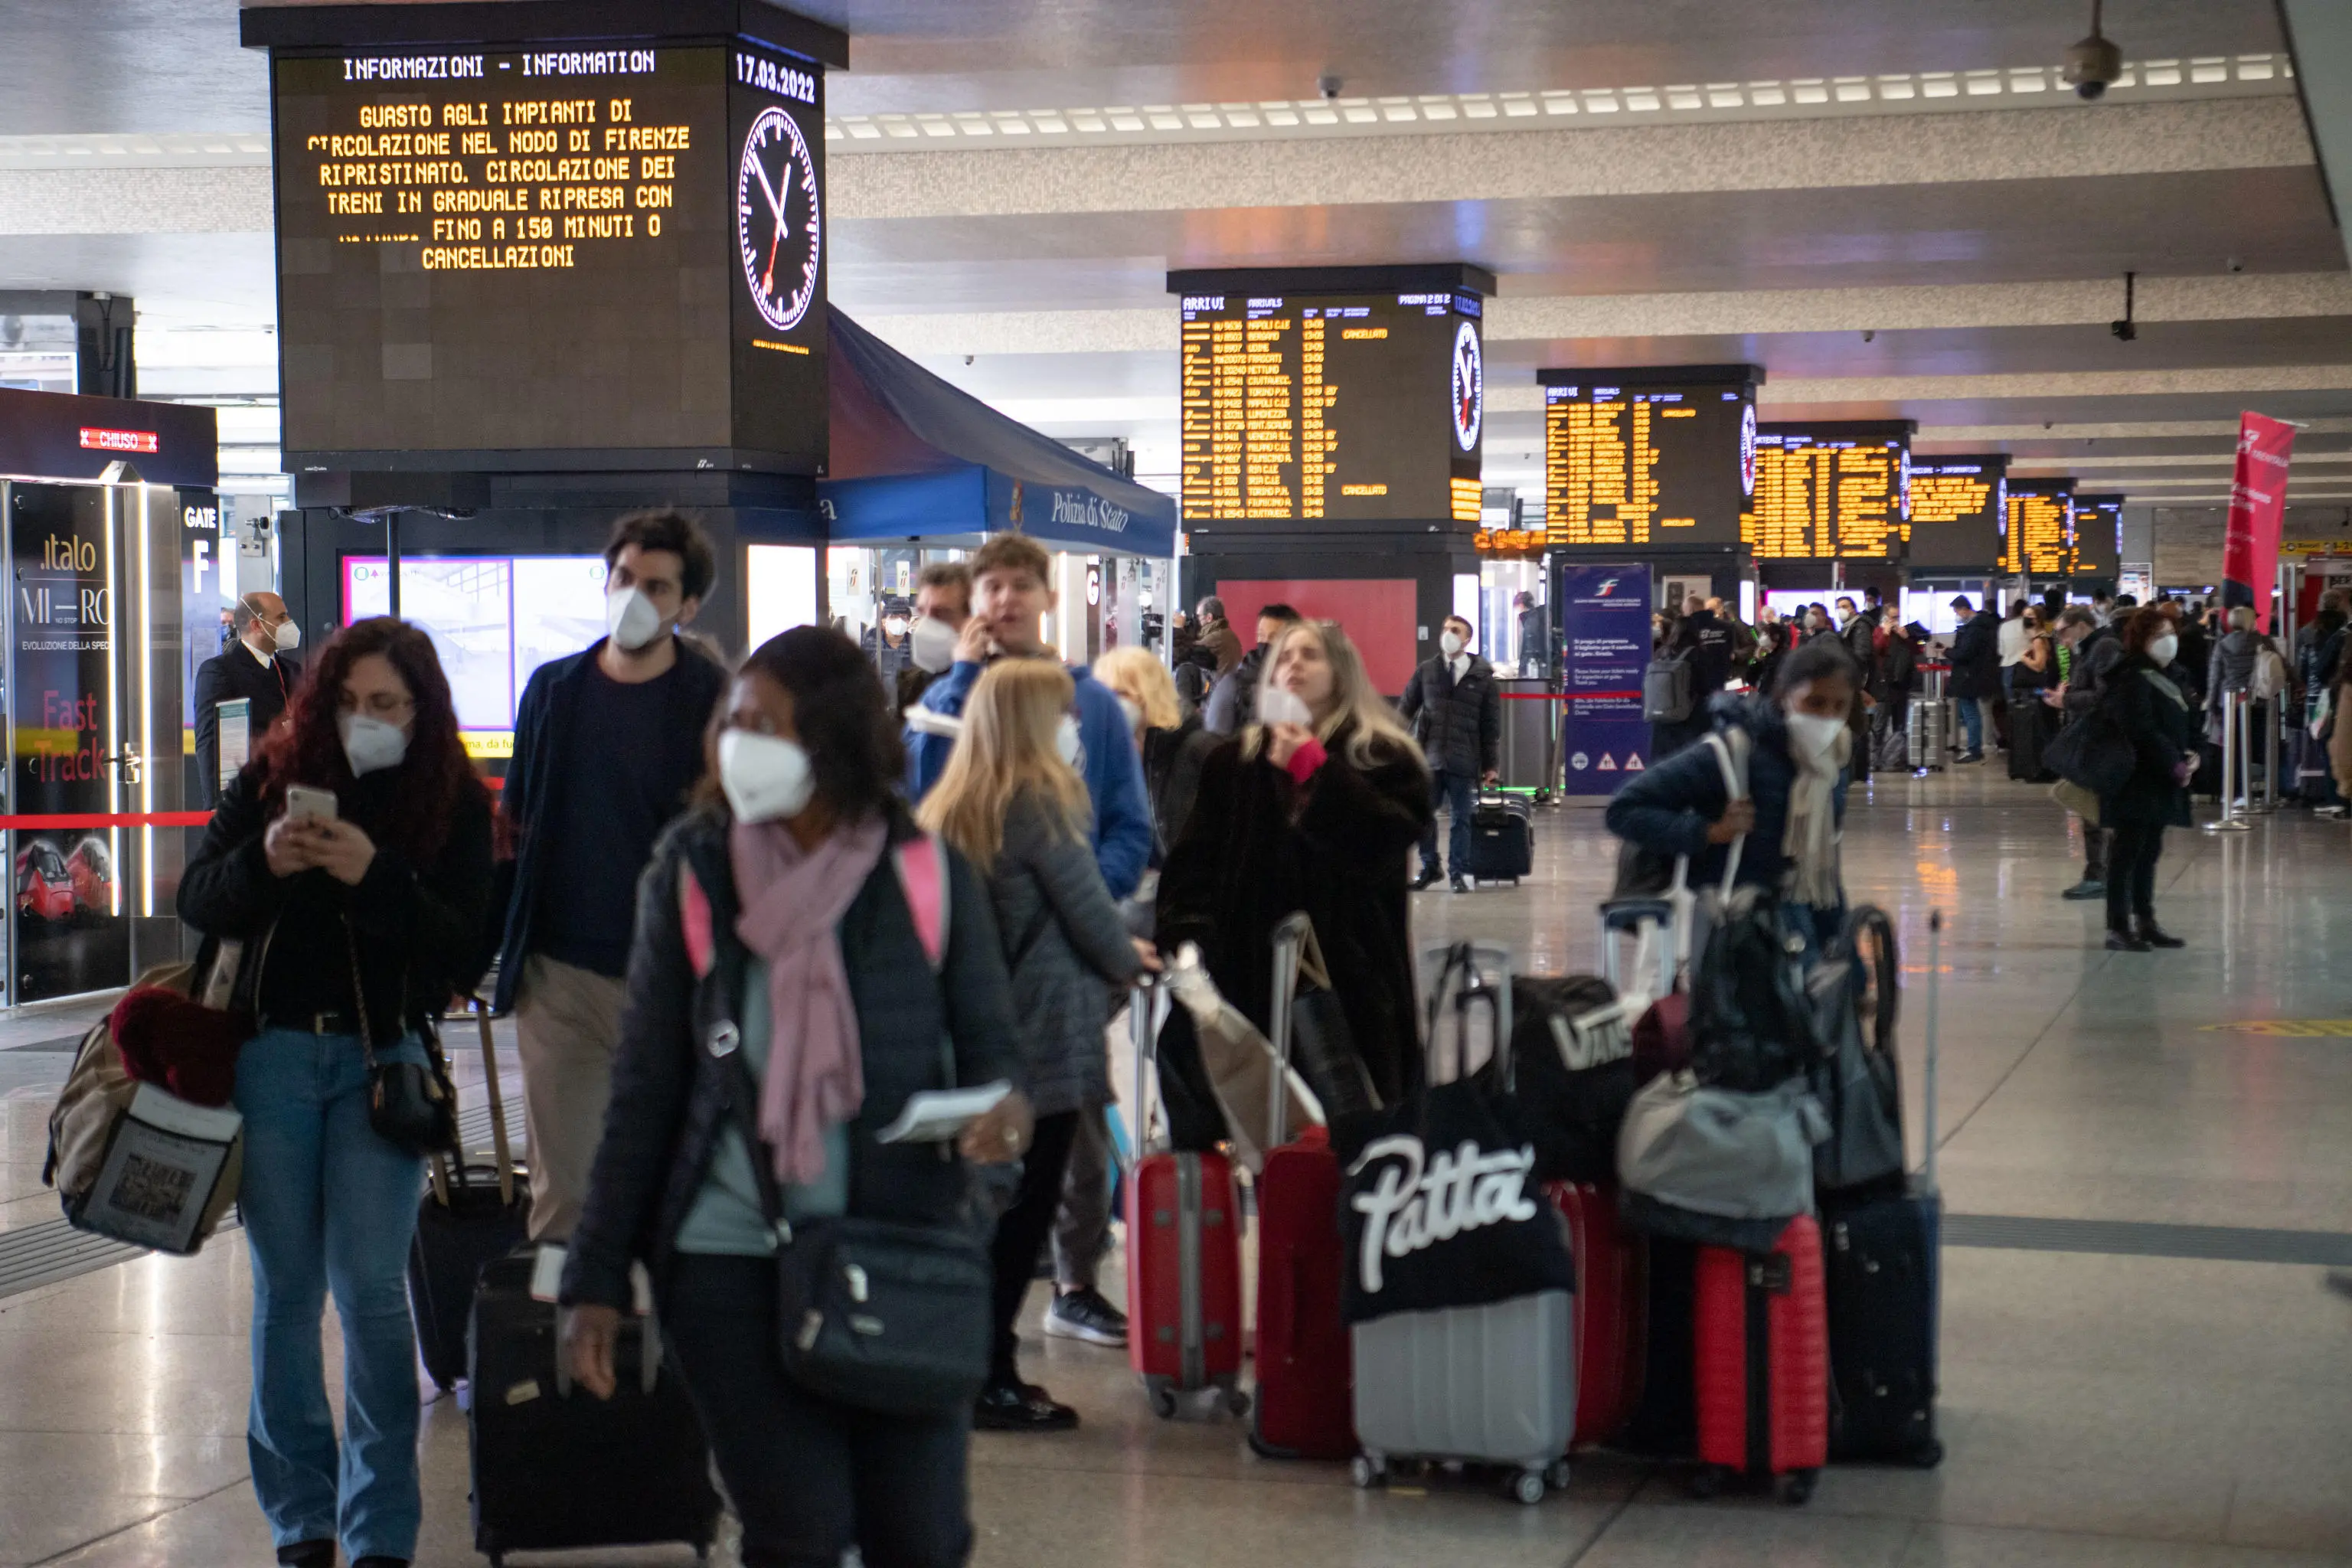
{"left": 284, "top": 786, "right": 338, "bottom": 823}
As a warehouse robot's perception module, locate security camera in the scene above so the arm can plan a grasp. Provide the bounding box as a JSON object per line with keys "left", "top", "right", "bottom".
{"left": 2062, "top": 2, "right": 2121, "bottom": 101}
{"left": 1317, "top": 73, "right": 1343, "bottom": 101}
{"left": 2226, "top": 256, "right": 2246, "bottom": 274}
{"left": 2110, "top": 318, "right": 2137, "bottom": 342}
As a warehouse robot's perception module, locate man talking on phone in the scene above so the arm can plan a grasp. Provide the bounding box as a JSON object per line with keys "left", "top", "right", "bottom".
{"left": 491, "top": 510, "right": 727, "bottom": 1243}
{"left": 194, "top": 592, "right": 302, "bottom": 805}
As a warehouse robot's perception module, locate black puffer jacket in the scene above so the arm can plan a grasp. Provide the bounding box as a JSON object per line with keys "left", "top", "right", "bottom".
{"left": 2098, "top": 655, "right": 2197, "bottom": 830}
{"left": 1397, "top": 653, "right": 1502, "bottom": 778}
{"left": 179, "top": 763, "right": 494, "bottom": 1049}
{"left": 560, "top": 804, "right": 1024, "bottom": 1313}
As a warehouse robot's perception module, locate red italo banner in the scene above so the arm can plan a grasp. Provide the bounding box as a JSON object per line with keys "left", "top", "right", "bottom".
{"left": 2223, "top": 410, "right": 2295, "bottom": 631}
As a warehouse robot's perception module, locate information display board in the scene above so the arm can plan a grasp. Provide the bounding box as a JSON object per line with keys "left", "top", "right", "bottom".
{"left": 270, "top": 37, "right": 826, "bottom": 467}
{"left": 2072, "top": 492, "right": 2123, "bottom": 579}
{"left": 2002, "top": 480, "right": 2076, "bottom": 577}
{"left": 1178, "top": 291, "right": 1484, "bottom": 524}
{"left": 1906, "top": 455, "right": 2009, "bottom": 570}
{"left": 1742, "top": 422, "right": 1913, "bottom": 560}
{"left": 1539, "top": 366, "right": 1757, "bottom": 547}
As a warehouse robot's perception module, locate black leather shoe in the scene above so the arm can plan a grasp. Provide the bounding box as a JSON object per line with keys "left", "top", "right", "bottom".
{"left": 1410, "top": 867, "right": 1442, "bottom": 892}
{"left": 2060, "top": 878, "right": 2105, "bottom": 900}
{"left": 1450, "top": 874, "right": 1471, "bottom": 893}
{"left": 2104, "top": 929, "right": 2151, "bottom": 952}
{"left": 974, "top": 1381, "right": 1079, "bottom": 1432}
{"left": 2137, "top": 919, "right": 2186, "bottom": 949}
{"left": 276, "top": 1545, "right": 334, "bottom": 1568}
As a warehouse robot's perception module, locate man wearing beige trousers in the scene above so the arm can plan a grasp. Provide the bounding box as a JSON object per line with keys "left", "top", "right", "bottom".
{"left": 491, "top": 510, "right": 728, "bottom": 1241}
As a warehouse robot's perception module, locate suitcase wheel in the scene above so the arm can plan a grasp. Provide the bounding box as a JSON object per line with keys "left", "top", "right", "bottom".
{"left": 1146, "top": 1379, "right": 1178, "bottom": 1420}
{"left": 1350, "top": 1454, "right": 1385, "bottom": 1490}
{"left": 1511, "top": 1468, "right": 1548, "bottom": 1506}
{"left": 1909, "top": 1439, "right": 1947, "bottom": 1470}
{"left": 1546, "top": 1459, "right": 1572, "bottom": 1491}
{"left": 1688, "top": 1465, "right": 1727, "bottom": 1501}
{"left": 1778, "top": 1469, "right": 1818, "bottom": 1506}
{"left": 1220, "top": 1381, "right": 1251, "bottom": 1419}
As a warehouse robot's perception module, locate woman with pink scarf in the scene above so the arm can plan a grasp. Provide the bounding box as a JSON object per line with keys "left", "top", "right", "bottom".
{"left": 560, "top": 627, "right": 1031, "bottom": 1568}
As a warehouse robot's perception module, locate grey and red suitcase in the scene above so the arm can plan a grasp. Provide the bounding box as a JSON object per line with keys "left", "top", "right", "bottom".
{"left": 1350, "top": 942, "right": 1573, "bottom": 1505}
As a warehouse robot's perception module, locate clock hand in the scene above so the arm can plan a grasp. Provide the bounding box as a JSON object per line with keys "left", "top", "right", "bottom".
{"left": 758, "top": 158, "right": 791, "bottom": 295}
{"left": 750, "top": 152, "right": 786, "bottom": 224}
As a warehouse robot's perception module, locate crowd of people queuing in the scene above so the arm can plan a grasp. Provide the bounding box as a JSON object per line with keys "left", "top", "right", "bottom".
{"left": 170, "top": 495, "right": 2352, "bottom": 1566}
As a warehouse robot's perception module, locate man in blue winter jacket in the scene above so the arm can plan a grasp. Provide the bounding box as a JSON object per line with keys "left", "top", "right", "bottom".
{"left": 903, "top": 531, "right": 1152, "bottom": 903}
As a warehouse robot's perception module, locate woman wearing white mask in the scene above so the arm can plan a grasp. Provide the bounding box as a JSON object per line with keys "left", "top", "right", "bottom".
{"left": 1606, "top": 635, "right": 1862, "bottom": 951}
{"left": 916, "top": 658, "right": 1152, "bottom": 1430}
{"left": 562, "top": 626, "right": 1032, "bottom": 1565}
{"left": 179, "top": 618, "right": 494, "bottom": 1568}
{"left": 2090, "top": 607, "right": 2199, "bottom": 951}
{"left": 1158, "top": 619, "right": 1432, "bottom": 1109}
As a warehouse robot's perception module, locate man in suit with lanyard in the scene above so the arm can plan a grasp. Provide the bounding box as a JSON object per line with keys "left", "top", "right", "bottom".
{"left": 193, "top": 591, "right": 302, "bottom": 805}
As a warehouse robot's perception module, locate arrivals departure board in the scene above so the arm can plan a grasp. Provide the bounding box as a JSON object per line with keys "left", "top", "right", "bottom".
{"left": 1540, "top": 366, "right": 1756, "bottom": 547}
{"left": 1178, "top": 292, "right": 1484, "bottom": 524}
{"left": 2002, "top": 482, "right": 2075, "bottom": 576}
{"left": 2072, "top": 492, "right": 2123, "bottom": 578}
{"left": 1906, "top": 456, "right": 2008, "bottom": 570}
{"left": 1743, "top": 422, "right": 1912, "bottom": 560}
{"left": 270, "top": 38, "right": 826, "bottom": 467}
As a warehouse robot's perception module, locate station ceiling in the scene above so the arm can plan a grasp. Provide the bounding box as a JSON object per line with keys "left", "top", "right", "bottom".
{"left": 0, "top": 0, "right": 2344, "bottom": 546}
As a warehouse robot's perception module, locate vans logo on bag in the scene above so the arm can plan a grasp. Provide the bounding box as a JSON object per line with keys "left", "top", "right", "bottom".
{"left": 1344, "top": 1135, "right": 1540, "bottom": 1293}
{"left": 1550, "top": 1007, "right": 1633, "bottom": 1071}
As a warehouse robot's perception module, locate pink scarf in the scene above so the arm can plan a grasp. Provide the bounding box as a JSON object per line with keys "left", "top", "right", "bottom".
{"left": 729, "top": 812, "right": 890, "bottom": 1184}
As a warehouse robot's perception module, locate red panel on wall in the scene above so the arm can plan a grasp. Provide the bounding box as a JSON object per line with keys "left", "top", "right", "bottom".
{"left": 1216, "top": 578, "right": 1421, "bottom": 694}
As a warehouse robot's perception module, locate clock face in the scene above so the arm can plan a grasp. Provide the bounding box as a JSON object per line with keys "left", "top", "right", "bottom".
{"left": 737, "top": 106, "right": 822, "bottom": 334}
{"left": 1451, "top": 319, "right": 1483, "bottom": 453}
{"left": 1740, "top": 403, "right": 1758, "bottom": 497}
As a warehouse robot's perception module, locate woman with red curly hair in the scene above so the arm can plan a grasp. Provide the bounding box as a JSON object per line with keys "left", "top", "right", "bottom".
{"left": 179, "top": 617, "right": 493, "bottom": 1568}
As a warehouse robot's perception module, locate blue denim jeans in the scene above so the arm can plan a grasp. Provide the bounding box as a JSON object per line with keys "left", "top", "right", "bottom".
{"left": 233, "top": 1027, "right": 429, "bottom": 1562}
{"left": 1419, "top": 767, "right": 1476, "bottom": 877}
{"left": 1957, "top": 696, "right": 1984, "bottom": 753}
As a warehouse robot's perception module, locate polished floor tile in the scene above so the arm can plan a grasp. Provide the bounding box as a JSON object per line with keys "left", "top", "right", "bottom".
{"left": 8, "top": 767, "right": 2352, "bottom": 1565}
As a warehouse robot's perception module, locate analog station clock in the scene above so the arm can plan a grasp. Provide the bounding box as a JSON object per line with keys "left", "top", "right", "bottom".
{"left": 1451, "top": 318, "right": 1483, "bottom": 453}
{"left": 737, "top": 105, "right": 822, "bottom": 333}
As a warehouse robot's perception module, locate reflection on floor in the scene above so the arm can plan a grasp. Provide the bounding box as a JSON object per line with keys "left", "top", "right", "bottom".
{"left": 3, "top": 766, "right": 2351, "bottom": 1566}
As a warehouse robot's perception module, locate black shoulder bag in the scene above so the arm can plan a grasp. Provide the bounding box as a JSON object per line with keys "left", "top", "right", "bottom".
{"left": 347, "top": 917, "right": 459, "bottom": 1158}
{"left": 717, "top": 1037, "right": 993, "bottom": 1417}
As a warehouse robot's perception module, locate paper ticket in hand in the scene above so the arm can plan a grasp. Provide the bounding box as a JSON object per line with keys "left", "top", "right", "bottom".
{"left": 876, "top": 1081, "right": 1014, "bottom": 1145}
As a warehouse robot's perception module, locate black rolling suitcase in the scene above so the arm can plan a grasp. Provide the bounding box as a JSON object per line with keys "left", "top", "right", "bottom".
{"left": 1822, "top": 910, "right": 1945, "bottom": 1468}
{"left": 409, "top": 998, "right": 530, "bottom": 1392}
{"left": 1464, "top": 792, "right": 1534, "bottom": 884}
{"left": 467, "top": 1253, "right": 720, "bottom": 1566}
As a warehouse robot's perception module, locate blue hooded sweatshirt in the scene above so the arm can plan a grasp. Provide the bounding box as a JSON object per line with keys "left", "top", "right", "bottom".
{"left": 903, "top": 657, "right": 1153, "bottom": 901}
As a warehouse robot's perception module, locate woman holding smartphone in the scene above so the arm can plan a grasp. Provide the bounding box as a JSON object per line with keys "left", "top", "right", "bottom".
{"left": 178, "top": 617, "right": 494, "bottom": 1568}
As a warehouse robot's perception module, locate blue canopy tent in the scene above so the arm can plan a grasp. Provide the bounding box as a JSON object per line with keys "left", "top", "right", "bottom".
{"left": 821, "top": 306, "right": 1176, "bottom": 558}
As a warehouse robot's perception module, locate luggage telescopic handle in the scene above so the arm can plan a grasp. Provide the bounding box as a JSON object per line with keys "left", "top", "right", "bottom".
{"left": 475, "top": 994, "right": 515, "bottom": 1207}
{"left": 1269, "top": 912, "right": 1309, "bottom": 1140}
{"left": 1922, "top": 910, "right": 1941, "bottom": 1195}
{"left": 1124, "top": 972, "right": 1163, "bottom": 1177}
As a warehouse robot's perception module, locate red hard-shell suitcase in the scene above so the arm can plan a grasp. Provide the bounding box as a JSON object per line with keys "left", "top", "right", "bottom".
{"left": 1250, "top": 913, "right": 1356, "bottom": 1459}
{"left": 1694, "top": 1214, "right": 1830, "bottom": 1503}
{"left": 1550, "top": 1180, "right": 1645, "bottom": 1448}
{"left": 1125, "top": 977, "right": 1249, "bottom": 1419}
{"left": 1251, "top": 1125, "right": 1353, "bottom": 1457}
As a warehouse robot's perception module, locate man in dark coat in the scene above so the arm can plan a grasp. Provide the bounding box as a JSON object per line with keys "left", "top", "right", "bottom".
{"left": 1203, "top": 602, "right": 1304, "bottom": 735}
{"left": 1651, "top": 595, "right": 1734, "bottom": 763}
{"left": 1947, "top": 595, "right": 2001, "bottom": 762}
{"left": 192, "top": 590, "right": 302, "bottom": 805}
{"left": 2054, "top": 606, "right": 2121, "bottom": 899}
{"left": 1398, "top": 614, "right": 1502, "bottom": 891}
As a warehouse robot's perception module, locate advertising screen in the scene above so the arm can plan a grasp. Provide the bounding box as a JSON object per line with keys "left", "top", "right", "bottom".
{"left": 1179, "top": 292, "right": 1483, "bottom": 524}
{"left": 1541, "top": 368, "right": 1756, "bottom": 548}
{"left": 271, "top": 38, "right": 825, "bottom": 466}
{"left": 1743, "top": 423, "right": 1912, "bottom": 560}
{"left": 344, "top": 554, "right": 606, "bottom": 740}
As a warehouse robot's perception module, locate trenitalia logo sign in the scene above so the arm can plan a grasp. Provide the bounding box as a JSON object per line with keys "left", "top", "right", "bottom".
{"left": 1049, "top": 490, "right": 1130, "bottom": 535}
{"left": 77, "top": 426, "right": 158, "bottom": 454}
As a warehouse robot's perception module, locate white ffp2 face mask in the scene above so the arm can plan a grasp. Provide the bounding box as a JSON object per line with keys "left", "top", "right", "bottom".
{"left": 909, "top": 616, "right": 959, "bottom": 675}
{"left": 339, "top": 712, "right": 410, "bottom": 777}
{"left": 2149, "top": 633, "right": 2179, "bottom": 668}
{"left": 272, "top": 619, "right": 302, "bottom": 652}
{"left": 1256, "top": 684, "right": 1314, "bottom": 729}
{"left": 1054, "top": 714, "right": 1085, "bottom": 768}
{"left": 1785, "top": 711, "right": 1847, "bottom": 760}
{"left": 605, "top": 586, "right": 664, "bottom": 652}
{"left": 1439, "top": 631, "right": 1465, "bottom": 658}
{"left": 719, "top": 730, "right": 815, "bottom": 823}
